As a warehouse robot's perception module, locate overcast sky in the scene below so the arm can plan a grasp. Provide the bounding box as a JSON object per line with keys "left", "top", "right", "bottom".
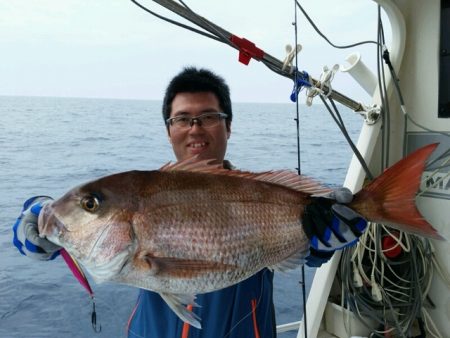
{"left": 0, "top": 0, "right": 386, "bottom": 103}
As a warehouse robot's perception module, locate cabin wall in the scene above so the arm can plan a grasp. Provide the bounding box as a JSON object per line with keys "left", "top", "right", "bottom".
{"left": 394, "top": 0, "right": 450, "bottom": 335}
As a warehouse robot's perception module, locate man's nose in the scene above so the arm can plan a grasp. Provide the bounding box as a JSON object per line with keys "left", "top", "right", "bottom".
{"left": 189, "top": 118, "right": 203, "bottom": 128}
{"left": 188, "top": 120, "right": 204, "bottom": 133}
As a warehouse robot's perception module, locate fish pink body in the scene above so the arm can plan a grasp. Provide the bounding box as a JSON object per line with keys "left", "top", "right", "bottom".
{"left": 37, "top": 144, "right": 440, "bottom": 327}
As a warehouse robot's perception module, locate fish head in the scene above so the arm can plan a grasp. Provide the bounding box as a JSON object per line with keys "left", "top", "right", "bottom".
{"left": 38, "top": 172, "right": 142, "bottom": 280}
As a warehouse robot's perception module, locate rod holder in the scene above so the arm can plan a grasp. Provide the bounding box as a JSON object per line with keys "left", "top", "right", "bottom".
{"left": 340, "top": 52, "right": 377, "bottom": 96}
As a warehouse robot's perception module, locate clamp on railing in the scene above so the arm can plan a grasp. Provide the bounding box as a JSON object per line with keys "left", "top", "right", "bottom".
{"left": 229, "top": 35, "right": 265, "bottom": 65}
{"left": 290, "top": 70, "right": 312, "bottom": 102}
{"left": 305, "top": 64, "right": 339, "bottom": 106}
{"left": 282, "top": 44, "right": 302, "bottom": 73}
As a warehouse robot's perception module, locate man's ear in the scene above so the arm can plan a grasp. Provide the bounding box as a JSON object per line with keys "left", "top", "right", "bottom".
{"left": 226, "top": 122, "right": 231, "bottom": 139}
{"left": 167, "top": 128, "right": 173, "bottom": 143}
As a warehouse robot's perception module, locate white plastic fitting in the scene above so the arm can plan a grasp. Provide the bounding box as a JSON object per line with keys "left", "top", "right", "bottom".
{"left": 340, "top": 52, "right": 377, "bottom": 96}
{"left": 371, "top": 281, "right": 383, "bottom": 302}
{"left": 353, "top": 264, "right": 364, "bottom": 288}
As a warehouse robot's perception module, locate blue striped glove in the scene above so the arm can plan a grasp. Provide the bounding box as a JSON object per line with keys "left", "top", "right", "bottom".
{"left": 303, "top": 188, "right": 367, "bottom": 267}
{"left": 13, "top": 196, "right": 61, "bottom": 260}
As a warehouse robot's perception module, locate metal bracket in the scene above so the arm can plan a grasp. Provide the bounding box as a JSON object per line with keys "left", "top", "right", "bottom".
{"left": 359, "top": 104, "right": 381, "bottom": 125}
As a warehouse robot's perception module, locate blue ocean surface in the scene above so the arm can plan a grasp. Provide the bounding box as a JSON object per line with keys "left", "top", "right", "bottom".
{"left": 0, "top": 96, "right": 361, "bottom": 337}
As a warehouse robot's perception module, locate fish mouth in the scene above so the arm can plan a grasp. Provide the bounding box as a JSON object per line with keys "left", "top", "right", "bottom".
{"left": 37, "top": 203, "right": 66, "bottom": 245}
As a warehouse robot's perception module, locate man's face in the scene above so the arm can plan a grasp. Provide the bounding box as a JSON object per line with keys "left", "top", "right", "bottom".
{"left": 167, "top": 92, "right": 231, "bottom": 162}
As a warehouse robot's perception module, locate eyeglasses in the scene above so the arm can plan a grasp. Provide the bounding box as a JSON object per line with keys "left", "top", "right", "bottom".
{"left": 166, "top": 112, "right": 228, "bottom": 129}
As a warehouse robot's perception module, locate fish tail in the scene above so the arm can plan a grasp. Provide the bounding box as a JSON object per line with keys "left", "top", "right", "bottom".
{"left": 350, "top": 143, "right": 443, "bottom": 240}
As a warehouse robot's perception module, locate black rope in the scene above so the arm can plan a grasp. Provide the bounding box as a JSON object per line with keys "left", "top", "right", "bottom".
{"left": 295, "top": 0, "right": 380, "bottom": 49}
{"left": 320, "top": 96, "right": 375, "bottom": 180}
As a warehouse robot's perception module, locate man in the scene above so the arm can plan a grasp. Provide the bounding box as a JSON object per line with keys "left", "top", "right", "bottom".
{"left": 13, "top": 67, "right": 365, "bottom": 337}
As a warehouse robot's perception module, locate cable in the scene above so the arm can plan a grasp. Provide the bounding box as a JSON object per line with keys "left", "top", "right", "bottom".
{"left": 174, "top": 0, "right": 234, "bottom": 47}
{"left": 339, "top": 224, "right": 442, "bottom": 337}
{"left": 376, "top": 7, "right": 450, "bottom": 140}
{"left": 319, "top": 95, "right": 375, "bottom": 180}
{"left": 295, "top": 0, "right": 380, "bottom": 49}
{"left": 379, "top": 14, "right": 391, "bottom": 169}
{"left": 131, "top": 0, "right": 286, "bottom": 79}
{"left": 424, "top": 147, "right": 450, "bottom": 169}
{"left": 130, "top": 0, "right": 224, "bottom": 42}
{"left": 375, "top": 5, "right": 390, "bottom": 169}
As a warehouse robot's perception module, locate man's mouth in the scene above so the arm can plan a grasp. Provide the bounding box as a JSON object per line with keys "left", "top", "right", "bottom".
{"left": 188, "top": 142, "right": 207, "bottom": 149}
{"left": 187, "top": 142, "right": 208, "bottom": 154}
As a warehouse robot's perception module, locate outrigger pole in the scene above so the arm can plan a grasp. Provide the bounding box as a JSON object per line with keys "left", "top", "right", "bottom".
{"left": 132, "top": 0, "right": 365, "bottom": 112}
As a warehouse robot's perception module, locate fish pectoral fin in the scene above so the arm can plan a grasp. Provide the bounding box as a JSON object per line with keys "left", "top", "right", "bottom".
{"left": 160, "top": 292, "right": 201, "bottom": 329}
{"left": 269, "top": 249, "right": 308, "bottom": 272}
{"left": 143, "top": 254, "right": 235, "bottom": 278}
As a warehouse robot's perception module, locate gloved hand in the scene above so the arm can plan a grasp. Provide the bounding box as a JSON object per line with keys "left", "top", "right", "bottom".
{"left": 13, "top": 196, "right": 61, "bottom": 260}
{"left": 303, "top": 188, "right": 367, "bottom": 267}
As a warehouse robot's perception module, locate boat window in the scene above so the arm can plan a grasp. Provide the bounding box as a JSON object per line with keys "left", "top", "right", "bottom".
{"left": 439, "top": 0, "right": 450, "bottom": 117}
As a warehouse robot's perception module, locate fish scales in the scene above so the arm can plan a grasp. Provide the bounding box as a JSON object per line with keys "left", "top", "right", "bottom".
{"left": 120, "top": 171, "right": 310, "bottom": 294}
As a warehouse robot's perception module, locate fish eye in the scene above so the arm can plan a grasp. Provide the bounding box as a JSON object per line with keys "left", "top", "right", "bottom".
{"left": 80, "top": 195, "right": 100, "bottom": 213}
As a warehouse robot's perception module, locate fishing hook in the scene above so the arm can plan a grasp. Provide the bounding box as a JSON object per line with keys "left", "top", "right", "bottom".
{"left": 91, "top": 298, "right": 102, "bottom": 333}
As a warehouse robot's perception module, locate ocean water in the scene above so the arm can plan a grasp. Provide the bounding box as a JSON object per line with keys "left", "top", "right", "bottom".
{"left": 0, "top": 96, "right": 361, "bottom": 338}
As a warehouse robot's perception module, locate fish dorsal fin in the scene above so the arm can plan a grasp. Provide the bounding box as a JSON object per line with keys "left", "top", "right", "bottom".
{"left": 160, "top": 157, "right": 223, "bottom": 173}
{"left": 160, "top": 158, "right": 331, "bottom": 195}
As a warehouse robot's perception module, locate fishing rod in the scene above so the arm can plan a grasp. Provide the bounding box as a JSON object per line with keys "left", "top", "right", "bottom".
{"left": 131, "top": 0, "right": 365, "bottom": 112}
{"left": 291, "top": 2, "right": 309, "bottom": 337}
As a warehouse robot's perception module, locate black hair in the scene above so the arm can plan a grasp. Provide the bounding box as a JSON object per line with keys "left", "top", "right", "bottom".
{"left": 162, "top": 67, "right": 232, "bottom": 129}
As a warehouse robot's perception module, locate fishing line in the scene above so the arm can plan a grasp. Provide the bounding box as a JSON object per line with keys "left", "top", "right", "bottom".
{"left": 127, "top": 320, "right": 147, "bottom": 338}
{"left": 166, "top": 273, "right": 266, "bottom": 338}
{"left": 222, "top": 269, "right": 270, "bottom": 338}
{"left": 425, "top": 147, "right": 450, "bottom": 169}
